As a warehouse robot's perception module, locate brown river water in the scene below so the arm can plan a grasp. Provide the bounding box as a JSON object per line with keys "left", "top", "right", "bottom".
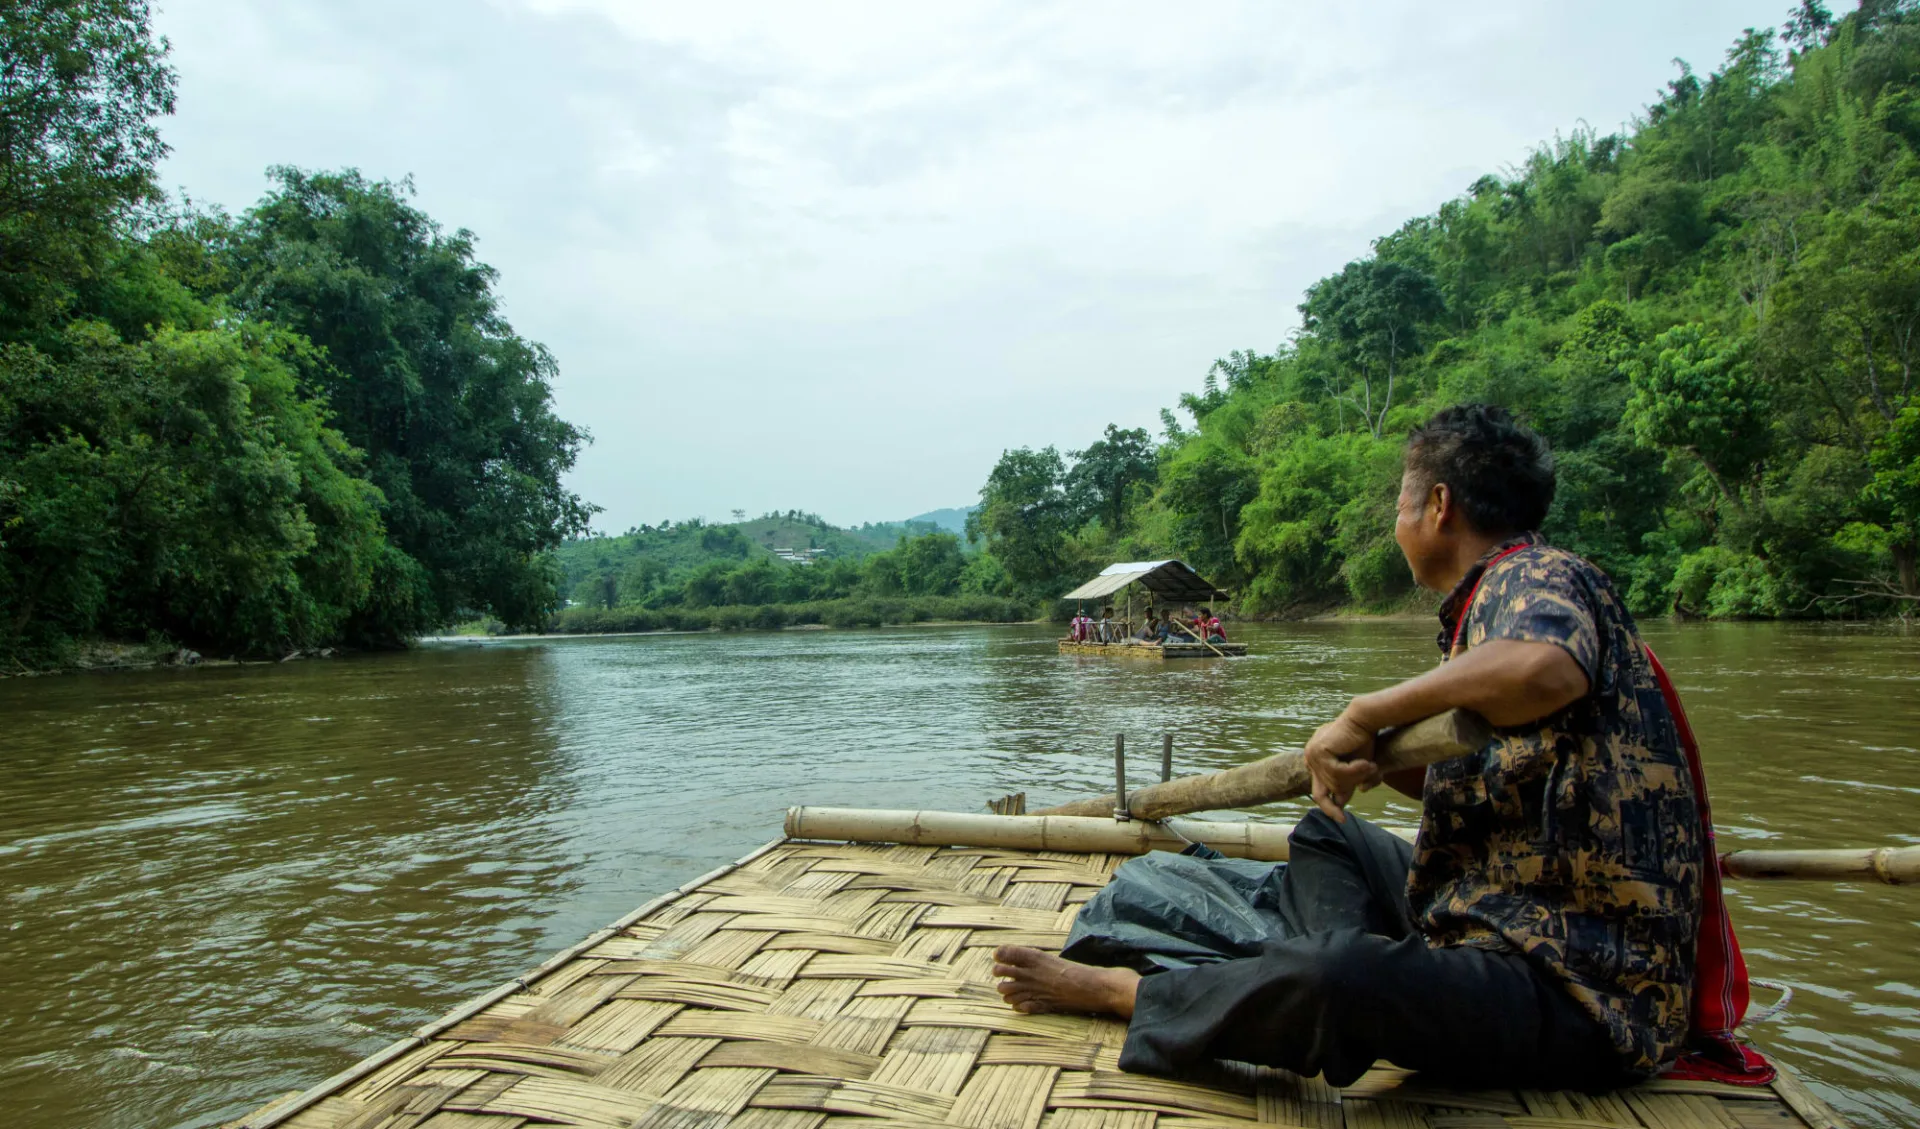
{"left": 0, "top": 621, "right": 1915, "bottom": 1129}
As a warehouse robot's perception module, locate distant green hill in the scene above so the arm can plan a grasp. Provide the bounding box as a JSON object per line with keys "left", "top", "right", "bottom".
{"left": 554, "top": 510, "right": 946, "bottom": 595}
{"left": 903, "top": 507, "right": 975, "bottom": 536}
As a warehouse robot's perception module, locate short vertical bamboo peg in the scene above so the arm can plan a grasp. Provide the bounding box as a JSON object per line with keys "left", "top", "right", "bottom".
{"left": 1161, "top": 733, "right": 1173, "bottom": 783}
{"left": 1113, "top": 734, "right": 1129, "bottom": 822}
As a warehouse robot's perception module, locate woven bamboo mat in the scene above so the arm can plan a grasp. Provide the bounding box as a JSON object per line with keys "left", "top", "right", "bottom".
{"left": 233, "top": 839, "right": 1841, "bottom": 1129}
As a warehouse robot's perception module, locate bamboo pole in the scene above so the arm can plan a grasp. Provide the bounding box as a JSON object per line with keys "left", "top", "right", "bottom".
{"left": 786, "top": 806, "right": 1300, "bottom": 859}
{"left": 1173, "top": 612, "right": 1228, "bottom": 657}
{"left": 1721, "top": 845, "right": 1919, "bottom": 885}
{"left": 1035, "top": 708, "right": 1493, "bottom": 819}
{"left": 785, "top": 807, "right": 1920, "bottom": 884}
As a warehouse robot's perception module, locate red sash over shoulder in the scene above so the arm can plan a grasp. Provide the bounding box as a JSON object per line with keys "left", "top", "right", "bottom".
{"left": 1644, "top": 644, "right": 1775, "bottom": 1085}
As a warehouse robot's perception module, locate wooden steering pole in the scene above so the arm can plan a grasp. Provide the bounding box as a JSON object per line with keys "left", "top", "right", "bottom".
{"left": 1035, "top": 709, "right": 1492, "bottom": 820}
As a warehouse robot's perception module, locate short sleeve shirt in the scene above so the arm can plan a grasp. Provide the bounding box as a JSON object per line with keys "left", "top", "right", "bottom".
{"left": 1405, "top": 534, "right": 1705, "bottom": 1076}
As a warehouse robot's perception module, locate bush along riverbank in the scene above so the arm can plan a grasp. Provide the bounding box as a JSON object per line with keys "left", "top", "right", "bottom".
{"left": 548, "top": 595, "right": 1035, "bottom": 634}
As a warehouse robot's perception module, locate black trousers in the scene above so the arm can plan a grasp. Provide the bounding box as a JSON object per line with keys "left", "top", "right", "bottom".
{"left": 1116, "top": 810, "right": 1627, "bottom": 1090}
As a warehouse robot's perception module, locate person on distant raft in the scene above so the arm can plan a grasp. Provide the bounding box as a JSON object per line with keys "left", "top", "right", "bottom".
{"left": 1168, "top": 608, "right": 1200, "bottom": 642}
{"left": 994, "top": 404, "right": 1707, "bottom": 1092}
{"left": 1204, "top": 612, "right": 1227, "bottom": 644}
{"left": 1136, "top": 611, "right": 1165, "bottom": 644}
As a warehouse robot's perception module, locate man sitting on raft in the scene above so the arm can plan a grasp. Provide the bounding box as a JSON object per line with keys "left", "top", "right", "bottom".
{"left": 1137, "top": 612, "right": 1168, "bottom": 644}
{"left": 995, "top": 404, "right": 1705, "bottom": 1091}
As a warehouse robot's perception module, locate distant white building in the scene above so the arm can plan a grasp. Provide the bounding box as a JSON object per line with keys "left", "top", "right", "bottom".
{"left": 772, "top": 547, "right": 825, "bottom": 566}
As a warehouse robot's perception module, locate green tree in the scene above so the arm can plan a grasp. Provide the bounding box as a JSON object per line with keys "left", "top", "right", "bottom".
{"left": 1785, "top": 1, "right": 1836, "bottom": 51}
{"left": 0, "top": 322, "right": 383, "bottom": 661}
{"left": 227, "top": 169, "right": 595, "bottom": 634}
{"left": 619, "top": 557, "right": 669, "bottom": 604}
{"left": 1156, "top": 439, "right": 1258, "bottom": 585}
{"left": 967, "top": 447, "right": 1072, "bottom": 593}
{"left": 1626, "top": 324, "right": 1772, "bottom": 517}
{"left": 1233, "top": 431, "right": 1403, "bottom": 611}
{"left": 724, "top": 559, "right": 781, "bottom": 605}
{"left": 1300, "top": 259, "right": 1445, "bottom": 436}
{"left": 894, "top": 531, "right": 966, "bottom": 596}
{"left": 0, "top": 0, "right": 176, "bottom": 337}
{"left": 1065, "top": 424, "right": 1156, "bottom": 534}
{"left": 1865, "top": 401, "right": 1920, "bottom": 596}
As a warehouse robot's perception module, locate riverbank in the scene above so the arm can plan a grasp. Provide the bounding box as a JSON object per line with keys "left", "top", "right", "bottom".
{"left": 0, "top": 640, "right": 348, "bottom": 679}
{"left": 425, "top": 617, "right": 1046, "bottom": 645}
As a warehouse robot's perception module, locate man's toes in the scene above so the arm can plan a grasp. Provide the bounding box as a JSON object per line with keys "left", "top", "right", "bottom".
{"left": 1004, "top": 990, "right": 1054, "bottom": 1015}
{"left": 995, "top": 945, "right": 1042, "bottom": 968}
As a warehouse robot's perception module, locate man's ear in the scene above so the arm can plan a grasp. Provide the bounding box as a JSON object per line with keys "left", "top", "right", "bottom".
{"left": 1428, "top": 481, "right": 1453, "bottom": 528}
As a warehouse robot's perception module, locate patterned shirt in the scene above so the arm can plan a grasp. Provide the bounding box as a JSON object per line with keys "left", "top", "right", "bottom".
{"left": 1405, "top": 533, "right": 1704, "bottom": 1076}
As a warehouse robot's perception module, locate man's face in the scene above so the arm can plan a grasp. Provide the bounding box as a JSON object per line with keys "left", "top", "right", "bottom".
{"left": 1394, "top": 469, "right": 1447, "bottom": 591}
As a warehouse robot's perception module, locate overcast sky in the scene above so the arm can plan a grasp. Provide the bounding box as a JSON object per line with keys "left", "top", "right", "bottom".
{"left": 150, "top": 0, "right": 1796, "bottom": 531}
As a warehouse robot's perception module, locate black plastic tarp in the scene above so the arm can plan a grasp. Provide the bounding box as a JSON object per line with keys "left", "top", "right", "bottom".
{"left": 1060, "top": 844, "right": 1290, "bottom": 972}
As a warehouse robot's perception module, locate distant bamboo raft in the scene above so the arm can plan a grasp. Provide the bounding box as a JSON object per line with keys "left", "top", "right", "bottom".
{"left": 1058, "top": 639, "right": 1249, "bottom": 658}
{"left": 232, "top": 826, "right": 1855, "bottom": 1129}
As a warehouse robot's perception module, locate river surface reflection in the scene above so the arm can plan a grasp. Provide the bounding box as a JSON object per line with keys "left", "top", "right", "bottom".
{"left": 0, "top": 622, "right": 1914, "bottom": 1128}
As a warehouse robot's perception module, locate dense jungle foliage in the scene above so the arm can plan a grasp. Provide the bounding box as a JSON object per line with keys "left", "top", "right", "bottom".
{"left": 974, "top": 2, "right": 1920, "bottom": 620}
{"left": 0, "top": 1, "right": 592, "bottom": 668}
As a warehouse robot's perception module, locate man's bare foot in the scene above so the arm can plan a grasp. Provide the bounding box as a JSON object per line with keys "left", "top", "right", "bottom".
{"left": 993, "top": 945, "right": 1141, "bottom": 1017}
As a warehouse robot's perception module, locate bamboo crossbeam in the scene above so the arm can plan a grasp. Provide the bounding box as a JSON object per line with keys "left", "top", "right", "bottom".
{"left": 1721, "top": 845, "right": 1919, "bottom": 885}
{"left": 786, "top": 807, "right": 1920, "bottom": 884}
{"left": 786, "top": 807, "right": 1303, "bottom": 859}
{"left": 1035, "top": 709, "right": 1494, "bottom": 819}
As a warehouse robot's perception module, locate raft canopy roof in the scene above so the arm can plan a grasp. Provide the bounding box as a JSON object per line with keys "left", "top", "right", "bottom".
{"left": 1061, "top": 559, "right": 1230, "bottom": 604}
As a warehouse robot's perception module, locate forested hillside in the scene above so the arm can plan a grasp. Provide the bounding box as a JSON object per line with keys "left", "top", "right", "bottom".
{"left": 0, "top": 2, "right": 591, "bottom": 668}
{"left": 972, "top": 2, "right": 1920, "bottom": 620}
{"left": 555, "top": 512, "right": 948, "bottom": 606}
{"left": 549, "top": 511, "right": 1018, "bottom": 630}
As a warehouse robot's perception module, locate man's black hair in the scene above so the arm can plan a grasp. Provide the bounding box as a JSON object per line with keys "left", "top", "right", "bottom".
{"left": 1405, "top": 404, "right": 1556, "bottom": 536}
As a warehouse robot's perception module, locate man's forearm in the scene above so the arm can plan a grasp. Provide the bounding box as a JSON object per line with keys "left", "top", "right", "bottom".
{"left": 1343, "top": 639, "right": 1590, "bottom": 733}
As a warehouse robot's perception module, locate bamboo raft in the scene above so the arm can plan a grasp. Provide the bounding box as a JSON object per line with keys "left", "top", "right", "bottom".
{"left": 231, "top": 809, "right": 1860, "bottom": 1129}
{"left": 1059, "top": 641, "right": 1250, "bottom": 659}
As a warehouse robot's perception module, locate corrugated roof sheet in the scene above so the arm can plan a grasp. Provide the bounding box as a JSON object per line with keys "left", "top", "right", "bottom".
{"left": 1061, "top": 559, "right": 1230, "bottom": 603}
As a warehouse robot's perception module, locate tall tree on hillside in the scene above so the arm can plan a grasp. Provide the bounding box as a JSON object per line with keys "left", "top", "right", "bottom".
{"left": 1066, "top": 424, "right": 1156, "bottom": 534}
{"left": 0, "top": 0, "right": 176, "bottom": 337}
{"left": 1866, "top": 403, "right": 1920, "bottom": 596}
{"left": 1784, "top": 0, "right": 1836, "bottom": 51}
{"left": 225, "top": 169, "right": 595, "bottom": 635}
{"left": 1626, "top": 324, "right": 1772, "bottom": 521}
{"left": 1300, "top": 259, "right": 1444, "bottom": 437}
{"left": 967, "top": 447, "right": 1072, "bottom": 593}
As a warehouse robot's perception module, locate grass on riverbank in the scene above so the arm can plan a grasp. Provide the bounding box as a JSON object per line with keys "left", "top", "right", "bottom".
{"left": 549, "top": 595, "right": 1035, "bottom": 634}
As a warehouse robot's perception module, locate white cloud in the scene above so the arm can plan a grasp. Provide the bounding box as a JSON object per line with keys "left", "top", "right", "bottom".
{"left": 151, "top": 0, "right": 1792, "bottom": 528}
